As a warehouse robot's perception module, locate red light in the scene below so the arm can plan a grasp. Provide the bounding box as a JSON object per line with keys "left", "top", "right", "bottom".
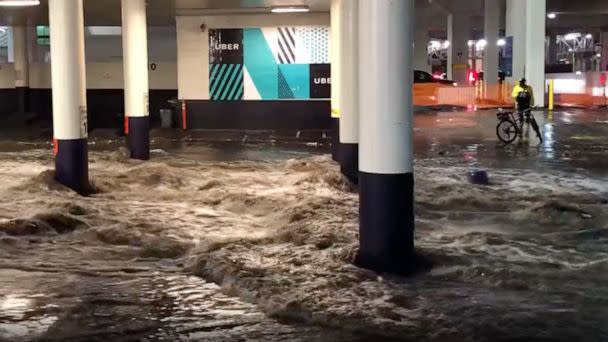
{"left": 466, "top": 69, "right": 478, "bottom": 85}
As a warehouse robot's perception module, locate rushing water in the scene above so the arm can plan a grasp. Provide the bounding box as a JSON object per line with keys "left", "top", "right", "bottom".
{"left": 1, "top": 110, "right": 608, "bottom": 341}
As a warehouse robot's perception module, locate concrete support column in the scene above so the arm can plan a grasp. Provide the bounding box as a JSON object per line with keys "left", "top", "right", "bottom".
{"left": 49, "top": 0, "right": 89, "bottom": 195}
{"left": 547, "top": 33, "right": 558, "bottom": 65}
{"left": 357, "top": 0, "right": 417, "bottom": 274}
{"left": 330, "top": 0, "right": 342, "bottom": 161}
{"left": 7, "top": 27, "right": 14, "bottom": 63}
{"left": 12, "top": 26, "right": 30, "bottom": 114}
{"left": 338, "top": 0, "right": 359, "bottom": 184}
{"left": 601, "top": 33, "right": 608, "bottom": 71}
{"left": 525, "top": 0, "right": 546, "bottom": 107}
{"left": 414, "top": 28, "right": 430, "bottom": 73}
{"left": 484, "top": 0, "right": 500, "bottom": 87}
{"left": 448, "top": 13, "right": 469, "bottom": 82}
{"left": 506, "top": 0, "right": 526, "bottom": 82}
{"left": 122, "top": 0, "right": 150, "bottom": 160}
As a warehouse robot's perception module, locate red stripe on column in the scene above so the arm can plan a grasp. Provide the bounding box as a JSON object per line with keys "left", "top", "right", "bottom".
{"left": 181, "top": 101, "right": 187, "bottom": 130}
{"left": 124, "top": 116, "right": 129, "bottom": 135}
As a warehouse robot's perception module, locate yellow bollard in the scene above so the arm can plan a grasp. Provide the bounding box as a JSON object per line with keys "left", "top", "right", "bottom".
{"left": 548, "top": 79, "right": 554, "bottom": 111}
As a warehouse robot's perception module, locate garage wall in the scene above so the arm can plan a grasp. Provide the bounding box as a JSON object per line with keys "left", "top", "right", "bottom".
{"left": 0, "top": 26, "right": 178, "bottom": 129}
{"left": 176, "top": 13, "right": 333, "bottom": 131}
{"left": 29, "top": 26, "right": 178, "bottom": 64}
{"left": 0, "top": 64, "right": 15, "bottom": 89}
{"left": 26, "top": 62, "right": 177, "bottom": 89}
{"left": 176, "top": 13, "right": 330, "bottom": 100}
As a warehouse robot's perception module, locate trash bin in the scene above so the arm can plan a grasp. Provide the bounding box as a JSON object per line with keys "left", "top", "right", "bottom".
{"left": 160, "top": 109, "right": 172, "bottom": 128}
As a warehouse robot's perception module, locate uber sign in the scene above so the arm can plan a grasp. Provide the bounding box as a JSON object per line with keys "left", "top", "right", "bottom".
{"left": 313, "top": 77, "right": 331, "bottom": 85}
{"left": 209, "top": 29, "right": 243, "bottom": 64}
{"left": 310, "top": 64, "right": 331, "bottom": 98}
{"left": 213, "top": 43, "right": 240, "bottom": 51}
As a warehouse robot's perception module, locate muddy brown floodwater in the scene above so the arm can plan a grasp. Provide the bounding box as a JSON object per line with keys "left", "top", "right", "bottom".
{"left": 1, "top": 109, "right": 608, "bottom": 341}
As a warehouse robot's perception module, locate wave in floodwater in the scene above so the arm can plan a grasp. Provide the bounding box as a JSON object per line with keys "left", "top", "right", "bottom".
{"left": 0, "top": 148, "right": 607, "bottom": 341}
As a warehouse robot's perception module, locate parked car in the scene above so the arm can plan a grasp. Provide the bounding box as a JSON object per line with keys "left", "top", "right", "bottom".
{"left": 415, "top": 70, "right": 457, "bottom": 86}
{"left": 413, "top": 70, "right": 457, "bottom": 106}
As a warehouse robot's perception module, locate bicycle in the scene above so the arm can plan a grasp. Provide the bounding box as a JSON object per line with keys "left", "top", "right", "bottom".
{"left": 496, "top": 108, "right": 543, "bottom": 145}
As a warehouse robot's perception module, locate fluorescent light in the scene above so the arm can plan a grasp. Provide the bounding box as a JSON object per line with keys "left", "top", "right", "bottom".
{"left": 0, "top": 0, "right": 40, "bottom": 6}
{"left": 597, "top": 53, "right": 602, "bottom": 58}
{"left": 564, "top": 32, "right": 580, "bottom": 40}
{"left": 547, "top": 13, "right": 556, "bottom": 19}
{"left": 271, "top": 5, "right": 309, "bottom": 13}
{"left": 476, "top": 39, "right": 487, "bottom": 49}
{"left": 497, "top": 38, "right": 506, "bottom": 46}
{"left": 88, "top": 26, "right": 122, "bottom": 36}
{"left": 585, "top": 33, "right": 593, "bottom": 39}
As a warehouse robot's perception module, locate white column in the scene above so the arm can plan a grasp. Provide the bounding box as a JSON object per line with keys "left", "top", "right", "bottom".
{"left": 330, "top": 0, "right": 342, "bottom": 161}
{"left": 7, "top": 27, "right": 14, "bottom": 63}
{"left": 506, "top": 0, "right": 526, "bottom": 82}
{"left": 12, "top": 26, "right": 30, "bottom": 114}
{"left": 12, "top": 26, "right": 29, "bottom": 88}
{"left": 525, "top": 0, "right": 546, "bottom": 107}
{"left": 357, "top": 0, "right": 417, "bottom": 274}
{"left": 448, "top": 13, "right": 469, "bottom": 82}
{"left": 122, "top": 0, "right": 150, "bottom": 160}
{"left": 50, "top": 0, "right": 87, "bottom": 141}
{"left": 49, "top": 0, "right": 89, "bottom": 194}
{"left": 484, "top": 0, "right": 500, "bottom": 86}
{"left": 414, "top": 28, "right": 430, "bottom": 73}
{"left": 338, "top": 0, "right": 359, "bottom": 182}
{"left": 330, "top": 0, "right": 342, "bottom": 119}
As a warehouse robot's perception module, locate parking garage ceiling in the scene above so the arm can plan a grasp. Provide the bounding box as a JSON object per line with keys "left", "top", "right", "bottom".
{"left": 0, "top": 0, "right": 606, "bottom": 31}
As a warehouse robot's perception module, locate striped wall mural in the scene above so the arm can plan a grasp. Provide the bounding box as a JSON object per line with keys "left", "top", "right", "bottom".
{"left": 277, "top": 27, "right": 297, "bottom": 64}
{"left": 209, "top": 27, "right": 330, "bottom": 101}
{"left": 209, "top": 64, "right": 244, "bottom": 100}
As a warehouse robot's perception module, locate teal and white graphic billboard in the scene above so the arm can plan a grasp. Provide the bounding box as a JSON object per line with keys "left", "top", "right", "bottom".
{"left": 209, "top": 27, "right": 331, "bottom": 101}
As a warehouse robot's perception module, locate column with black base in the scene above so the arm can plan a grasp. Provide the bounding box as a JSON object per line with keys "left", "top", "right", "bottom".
{"left": 356, "top": 0, "right": 417, "bottom": 274}
{"left": 49, "top": 0, "right": 90, "bottom": 195}
{"left": 338, "top": 0, "right": 359, "bottom": 184}
{"left": 122, "top": 0, "right": 150, "bottom": 160}
{"left": 13, "top": 26, "right": 30, "bottom": 115}
{"left": 330, "top": 0, "right": 342, "bottom": 162}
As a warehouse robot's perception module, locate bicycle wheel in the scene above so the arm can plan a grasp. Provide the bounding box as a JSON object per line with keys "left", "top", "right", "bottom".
{"left": 530, "top": 117, "right": 543, "bottom": 143}
{"left": 496, "top": 120, "right": 518, "bottom": 144}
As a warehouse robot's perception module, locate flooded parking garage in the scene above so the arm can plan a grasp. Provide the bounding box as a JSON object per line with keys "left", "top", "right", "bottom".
{"left": 2, "top": 0, "right": 608, "bottom": 339}
{"left": 1, "top": 109, "right": 607, "bottom": 341}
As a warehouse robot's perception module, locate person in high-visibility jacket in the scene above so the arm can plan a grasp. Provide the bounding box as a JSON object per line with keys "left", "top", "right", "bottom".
{"left": 511, "top": 78, "right": 535, "bottom": 111}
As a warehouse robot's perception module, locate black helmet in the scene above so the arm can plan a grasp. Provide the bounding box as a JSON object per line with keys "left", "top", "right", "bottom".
{"left": 519, "top": 78, "right": 527, "bottom": 85}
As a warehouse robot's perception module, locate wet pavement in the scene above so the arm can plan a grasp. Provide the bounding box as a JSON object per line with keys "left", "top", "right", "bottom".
{"left": 0, "top": 108, "right": 607, "bottom": 341}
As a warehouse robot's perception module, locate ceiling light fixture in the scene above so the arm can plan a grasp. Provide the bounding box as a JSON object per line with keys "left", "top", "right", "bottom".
{"left": 564, "top": 32, "right": 580, "bottom": 41}
{"left": 271, "top": 5, "right": 310, "bottom": 13}
{"left": 547, "top": 13, "right": 556, "bottom": 19}
{"left": 0, "top": 0, "right": 40, "bottom": 6}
